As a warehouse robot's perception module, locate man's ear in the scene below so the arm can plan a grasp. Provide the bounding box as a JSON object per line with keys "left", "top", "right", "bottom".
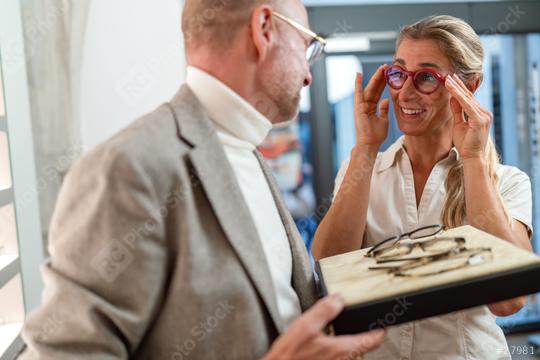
{"left": 250, "top": 5, "right": 275, "bottom": 63}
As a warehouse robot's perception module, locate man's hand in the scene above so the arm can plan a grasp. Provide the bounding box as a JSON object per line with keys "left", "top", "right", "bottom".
{"left": 263, "top": 294, "right": 385, "bottom": 360}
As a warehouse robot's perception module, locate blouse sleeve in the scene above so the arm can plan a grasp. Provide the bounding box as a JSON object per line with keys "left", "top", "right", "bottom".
{"left": 497, "top": 165, "right": 534, "bottom": 239}
{"left": 333, "top": 157, "right": 351, "bottom": 200}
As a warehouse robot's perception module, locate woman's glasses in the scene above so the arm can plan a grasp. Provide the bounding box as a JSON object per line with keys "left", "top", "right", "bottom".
{"left": 385, "top": 65, "right": 446, "bottom": 95}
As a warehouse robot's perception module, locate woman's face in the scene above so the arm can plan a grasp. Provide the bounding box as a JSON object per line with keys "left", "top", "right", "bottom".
{"left": 390, "top": 38, "right": 455, "bottom": 137}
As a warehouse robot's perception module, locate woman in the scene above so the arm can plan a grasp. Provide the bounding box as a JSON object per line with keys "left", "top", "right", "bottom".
{"left": 312, "top": 15, "right": 533, "bottom": 359}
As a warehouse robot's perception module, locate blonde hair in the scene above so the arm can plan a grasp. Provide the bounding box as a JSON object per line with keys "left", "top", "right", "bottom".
{"left": 396, "top": 15, "right": 512, "bottom": 228}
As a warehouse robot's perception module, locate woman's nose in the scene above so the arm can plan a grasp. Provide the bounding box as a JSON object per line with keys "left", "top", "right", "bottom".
{"left": 398, "top": 76, "right": 420, "bottom": 100}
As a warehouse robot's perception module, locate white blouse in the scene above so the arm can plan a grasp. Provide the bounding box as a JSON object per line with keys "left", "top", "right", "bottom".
{"left": 334, "top": 136, "right": 533, "bottom": 360}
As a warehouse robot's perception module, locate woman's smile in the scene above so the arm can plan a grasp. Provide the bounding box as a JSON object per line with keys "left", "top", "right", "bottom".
{"left": 400, "top": 106, "right": 426, "bottom": 118}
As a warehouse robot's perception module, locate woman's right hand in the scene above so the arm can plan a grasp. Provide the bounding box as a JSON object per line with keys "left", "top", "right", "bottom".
{"left": 354, "top": 66, "right": 390, "bottom": 153}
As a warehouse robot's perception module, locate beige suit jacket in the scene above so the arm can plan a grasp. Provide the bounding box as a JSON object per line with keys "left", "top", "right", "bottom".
{"left": 20, "top": 85, "right": 319, "bottom": 359}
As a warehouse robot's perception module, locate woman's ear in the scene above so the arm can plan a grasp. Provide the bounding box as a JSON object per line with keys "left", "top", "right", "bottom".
{"left": 467, "top": 75, "right": 482, "bottom": 93}
{"left": 250, "top": 6, "right": 274, "bottom": 63}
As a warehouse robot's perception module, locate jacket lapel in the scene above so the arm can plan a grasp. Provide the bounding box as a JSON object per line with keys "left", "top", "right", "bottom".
{"left": 253, "top": 151, "right": 319, "bottom": 311}
{"left": 168, "top": 86, "right": 285, "bottom": 333}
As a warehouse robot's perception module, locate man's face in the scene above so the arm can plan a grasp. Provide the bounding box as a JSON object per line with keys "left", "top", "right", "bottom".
{"left": 257, "top": 0, "right": 313, "bottom": 124}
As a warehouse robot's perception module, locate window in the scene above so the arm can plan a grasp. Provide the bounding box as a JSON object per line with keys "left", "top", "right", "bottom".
{"left": 0, "top": 0, "right": 45, "bottom": 357}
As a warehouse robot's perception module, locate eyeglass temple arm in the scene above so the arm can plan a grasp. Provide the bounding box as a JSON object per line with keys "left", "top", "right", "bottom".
{"left": 272, "top": 11, "right": 327, "bottom": 44}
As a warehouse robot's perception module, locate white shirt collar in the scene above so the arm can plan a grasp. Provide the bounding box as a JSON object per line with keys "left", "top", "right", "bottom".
{"left": 377, "top": 136, "right": 460, "bottom": 172}
{"left": 186, "top": 66, "right": 272, "bottom": 148}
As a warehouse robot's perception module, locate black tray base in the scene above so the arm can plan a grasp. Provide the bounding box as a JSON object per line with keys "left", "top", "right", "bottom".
{"left": 315, "top": 262, "right": 540, "bottom": 335}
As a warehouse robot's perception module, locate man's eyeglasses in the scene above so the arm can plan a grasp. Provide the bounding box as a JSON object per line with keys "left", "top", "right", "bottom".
{"left": 385, "top": 65, "right": 446, "bottom": 95}
{"left": 366, "top": 224, "right": 444, "bottom": 258}
{"left": 272, "top": 11, "right": 326, "bottom": 65}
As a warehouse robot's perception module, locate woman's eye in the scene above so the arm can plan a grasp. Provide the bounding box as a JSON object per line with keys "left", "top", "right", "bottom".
{"left": 417, "top": 72, "right": 436, "bottom": 82}
{"left": 389, "top": 71, "right": 404, "bottom": 81}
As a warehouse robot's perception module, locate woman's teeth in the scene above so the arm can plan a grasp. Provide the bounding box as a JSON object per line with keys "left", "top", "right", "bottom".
{"left": 402, "top": 108, "right": 424, "bottom": 115}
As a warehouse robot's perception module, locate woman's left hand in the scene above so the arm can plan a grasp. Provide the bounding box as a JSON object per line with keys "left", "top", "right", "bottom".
{"left": 445, "top": 74, "right": 493, "bottom": 160}
{"left": 488, "top": 296, "right": 527, "bottom": 317}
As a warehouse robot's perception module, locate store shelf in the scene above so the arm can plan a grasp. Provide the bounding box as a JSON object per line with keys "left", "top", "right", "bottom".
{"left": 0, "top": 255, "right": 19, "bottom": 290}
{"left": 0, "top": 323, "right": 23, "bottom": 360}
{"left": 0, "top": 117, "right": 5, "bottom": 132}
{"left": 0, "top": 188, "right": 12, "bottom": 207}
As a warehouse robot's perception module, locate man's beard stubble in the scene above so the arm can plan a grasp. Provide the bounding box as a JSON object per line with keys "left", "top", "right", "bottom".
{"left": 266, "top": 68, "right": 303, "bottom": 123}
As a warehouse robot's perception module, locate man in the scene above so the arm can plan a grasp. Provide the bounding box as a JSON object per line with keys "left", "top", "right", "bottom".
{"left": 20, "top": 0, "right": 384, "bottom": 358}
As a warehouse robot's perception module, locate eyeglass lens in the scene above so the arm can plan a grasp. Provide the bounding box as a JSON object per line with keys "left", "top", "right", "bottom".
{"left": 409, "top": 225, "right": 443, "bottom": 239}
{"left": 371, "top": 236, "right": 401, "bottom": 253}
{"left": 368, "top": 224, "right": 443, "bottom": 257}
{"left": 306, "top": 40, "right": 324, "bottom": 65}
{"left": 375, "top": 237, "right": 461, "bottom": 259}
{"left": 386, "top": 67, "right": 441, "bottom": 94}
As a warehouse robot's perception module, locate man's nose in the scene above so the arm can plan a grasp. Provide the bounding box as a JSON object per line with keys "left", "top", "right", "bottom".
{"left": 304, "top": 70, "right": 313, "bottom": 87}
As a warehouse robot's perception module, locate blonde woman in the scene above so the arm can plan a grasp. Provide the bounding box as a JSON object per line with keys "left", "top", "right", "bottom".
{"left": 312, "top": 15, "right": 533, "bottom": 359}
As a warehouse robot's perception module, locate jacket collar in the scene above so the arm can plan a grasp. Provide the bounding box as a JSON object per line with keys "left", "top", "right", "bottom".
{"left": 167, "top": 85, "right": 317, "bottom": 333}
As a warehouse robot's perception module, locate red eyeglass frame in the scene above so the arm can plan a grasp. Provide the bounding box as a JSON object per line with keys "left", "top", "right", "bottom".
{"left": 385, "top": 65, "right": 447, "bottom": 95}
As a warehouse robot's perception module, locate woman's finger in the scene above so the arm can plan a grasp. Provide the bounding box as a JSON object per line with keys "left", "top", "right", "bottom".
{"left": 445, "top": 76, "right": 481, "bottom": 122}
{"left": 355, "top": 72, "right": 365, "bottom": 106}
{"left": 445, "top": 76, "right": 470, "bottom": 104}
{"left": 449, "top": 74, "right": 489, "bottom": 121}
{"left": 450, "top": 74, "right": 474, "bottom": 98}
{"left": 449, "top": 97, "right": 464, "bottom": 123}
{"left": 378, "top": 98, "right": 390, "bottom": 120}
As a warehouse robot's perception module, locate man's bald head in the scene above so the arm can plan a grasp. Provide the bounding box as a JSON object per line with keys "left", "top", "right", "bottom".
{"left": 182, "top": 0, "right": 313, "bottom": 124}
{"left": 182, "top": 0, "right": 278, "bottom": 54}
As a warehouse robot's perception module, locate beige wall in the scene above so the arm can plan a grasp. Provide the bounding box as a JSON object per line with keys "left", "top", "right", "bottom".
{"left": 22, "top": 0, "right": 186, "bottom": 250}
{"left": 80, "top": 0, "right": 186, "bottom": 153}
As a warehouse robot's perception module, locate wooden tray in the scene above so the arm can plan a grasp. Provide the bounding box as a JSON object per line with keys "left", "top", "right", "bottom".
{"left": 316, "top": 225, "right": 540, "bottom": 334}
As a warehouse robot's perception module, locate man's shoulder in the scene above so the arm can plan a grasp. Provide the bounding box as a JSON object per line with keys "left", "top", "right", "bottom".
{"left": 73, "top": 102, "right": 192, "bottom": 182}
{"left": 71, "top": 85, "right": 216, "bottom": 185}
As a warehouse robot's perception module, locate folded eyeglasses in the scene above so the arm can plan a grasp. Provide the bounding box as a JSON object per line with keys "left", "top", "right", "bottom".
{"left": 366, "top": 225, "right": 493, "bottom": 277}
